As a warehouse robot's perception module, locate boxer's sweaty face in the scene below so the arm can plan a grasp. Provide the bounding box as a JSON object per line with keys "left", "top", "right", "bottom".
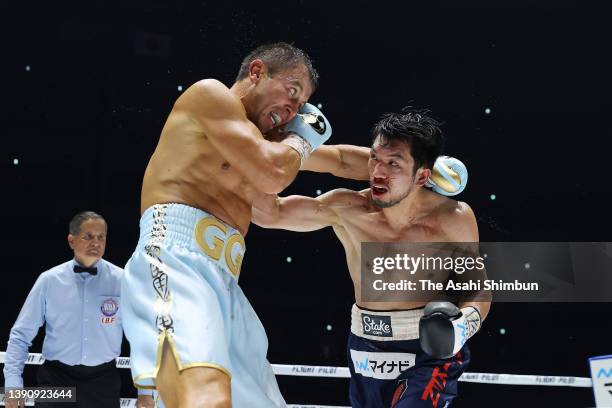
{"left": 68, "top": 218, "right": 107, "bottom": 267}
{"left": 368, "top": 137, "right": 417, "bottom": 208}
{"left": 252, "top": 64, "right": 312, "bottom": 133}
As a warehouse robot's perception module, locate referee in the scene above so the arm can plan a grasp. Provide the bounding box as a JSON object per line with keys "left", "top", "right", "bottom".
{"left": 3, "top": 211, "right": 153, "bottom": 408}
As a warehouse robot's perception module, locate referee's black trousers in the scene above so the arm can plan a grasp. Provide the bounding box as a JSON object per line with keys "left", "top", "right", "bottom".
{"left": 36, "top": 359, "right": 120, "bottom": 408}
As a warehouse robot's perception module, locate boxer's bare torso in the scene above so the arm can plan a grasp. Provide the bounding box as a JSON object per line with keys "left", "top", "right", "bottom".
{"left": 252, "top": 186, "right": 478, "bottom": 310}
{"left": 141, "top": 91, "right": 257, "bottom": 235}
{"left": 324, "top": 188, "right": 476, "bottom": 310}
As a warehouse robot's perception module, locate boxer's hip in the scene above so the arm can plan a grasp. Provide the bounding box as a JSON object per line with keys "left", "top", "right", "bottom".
{"left": 137, "top": 203, "right": 246, "bottom": 280}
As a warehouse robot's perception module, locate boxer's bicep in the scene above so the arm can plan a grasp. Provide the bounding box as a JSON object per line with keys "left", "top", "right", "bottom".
{"left": 204, "top": 117, "right": 300, "bottom": 193}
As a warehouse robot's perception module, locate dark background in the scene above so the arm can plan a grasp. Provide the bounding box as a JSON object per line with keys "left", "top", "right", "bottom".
{"left": 1, "top": 0, "right": 611, "bottom": 407}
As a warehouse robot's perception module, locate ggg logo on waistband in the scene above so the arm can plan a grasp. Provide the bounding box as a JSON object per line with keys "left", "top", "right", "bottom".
{"left": 194, "top": 216, "right": 246, "bottom": 277}
{"left": 362, "top": 314, "right": 393, "bottom": 337}
{"left": 100, "top": 298, "right": 118, "bottom": 324}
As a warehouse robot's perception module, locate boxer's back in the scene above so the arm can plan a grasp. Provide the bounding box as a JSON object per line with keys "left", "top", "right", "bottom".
{"left": 141, "top": 83, "right": 257, "bottom": 235}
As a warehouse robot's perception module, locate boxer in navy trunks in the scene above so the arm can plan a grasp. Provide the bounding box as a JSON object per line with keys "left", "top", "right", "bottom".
{"left": 348, "top": 305, "right": 471, "bottom": 408}
{"left": 253, "top": 107, "right": 491, "bottom": 407}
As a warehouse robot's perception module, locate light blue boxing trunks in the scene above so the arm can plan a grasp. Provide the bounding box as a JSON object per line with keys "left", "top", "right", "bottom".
{"left": 122, "top": 203, "right": 286, "bottom": 408}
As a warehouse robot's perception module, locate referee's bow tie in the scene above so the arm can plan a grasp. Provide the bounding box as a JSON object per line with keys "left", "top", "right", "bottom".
{"left": 73, "top": 265, "right": 97, "bottom": 275}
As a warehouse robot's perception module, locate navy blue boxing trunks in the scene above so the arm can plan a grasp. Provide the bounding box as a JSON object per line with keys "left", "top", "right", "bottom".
{"left": 347, "top": 304, "right": 471, "bottom": 408}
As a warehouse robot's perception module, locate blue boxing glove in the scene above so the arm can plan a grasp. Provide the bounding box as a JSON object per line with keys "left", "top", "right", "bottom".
{"left": 281, "top": 103, "right": 332, "bottom": 164}
{"left": 419, "top": 301, "right": 481, "bottom": 359}
{"left": 425, "top": 156, "right": 468, "bottom": 196}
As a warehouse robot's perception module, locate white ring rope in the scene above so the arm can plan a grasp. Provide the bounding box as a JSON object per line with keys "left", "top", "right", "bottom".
{"left": 0, "top": 351, "right": 593, "bottom": 407}
{"left": 0, "top": 352, "right": 593, "bottom": 388}
{"left": 0, "top": 400, "right": 348, "bottom": 408}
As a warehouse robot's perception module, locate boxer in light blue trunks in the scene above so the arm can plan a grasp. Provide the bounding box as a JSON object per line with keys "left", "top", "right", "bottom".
{"left": 121, "top": 43, "right": 371, "bottom": 408}
{"left": 124, "top": 204, "right": 282, "bottom": 407}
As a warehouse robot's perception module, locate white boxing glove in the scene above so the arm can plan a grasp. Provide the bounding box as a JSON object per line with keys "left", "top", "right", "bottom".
{"left": 425, "top": 156, "right": 468, "bottom": 196}
{"left": 281, "top": 103, "right": 332, "bottom": 164}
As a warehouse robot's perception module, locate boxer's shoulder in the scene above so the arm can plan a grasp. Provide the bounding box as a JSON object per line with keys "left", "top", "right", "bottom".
{"left": 189, "top": 78, "right": 229, "bottom": 94}
{"left": 437, "top": 200, "right": 478, "bottom": 241}
{"left": 426, "top": 192, "right": 473, "bottom": 219}
{"left": 175, "top": 79, "right": 244, "bottom": 119}
{"left": 444, "top": 200, "right": 475, "bottom": 221}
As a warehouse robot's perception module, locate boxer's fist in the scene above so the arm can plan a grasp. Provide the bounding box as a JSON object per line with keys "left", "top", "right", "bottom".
{"left": 281, "top": 103, "right": 332, "bottom": 162}
{"left": 419, "top": 301, "right": 481, "bottom": 359}
{"left": 425, "top": 156, "right": 468, "bottom": 196}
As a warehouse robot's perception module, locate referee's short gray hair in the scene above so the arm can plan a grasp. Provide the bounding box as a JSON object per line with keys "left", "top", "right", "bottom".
{"left": 69, "top": 211, "right": 106, "bottom": 235}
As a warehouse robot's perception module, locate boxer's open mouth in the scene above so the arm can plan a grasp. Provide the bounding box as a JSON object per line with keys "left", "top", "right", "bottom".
{"left": 270, "top": 112, "right": 281, "bottom": 126}
{"left": 372, "top": 185, "right": 389, "bottom": 195}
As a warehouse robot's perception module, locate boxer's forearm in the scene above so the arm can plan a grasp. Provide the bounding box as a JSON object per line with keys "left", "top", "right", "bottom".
{"left": 252, "top": 193, "right": 337, "bottom": 232}
{"left": 302, "top": 145, "right": 370, "bottom": 180}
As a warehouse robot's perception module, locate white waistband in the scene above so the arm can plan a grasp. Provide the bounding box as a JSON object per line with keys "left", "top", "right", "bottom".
{"left": 139, "top": 203, "right": 246, "bottom": 279}
{"left": 350, "top": 304, "right": 423, "bottom": 341}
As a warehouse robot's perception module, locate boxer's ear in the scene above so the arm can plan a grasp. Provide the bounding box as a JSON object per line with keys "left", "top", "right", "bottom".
{"left": 414, "top": 167, "right": 431, "bottom": 186}
{"left": 249, "top": 59, "right": 266, "bottom": 83}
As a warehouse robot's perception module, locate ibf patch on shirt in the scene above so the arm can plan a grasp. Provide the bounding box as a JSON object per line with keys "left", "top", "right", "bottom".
{"left": 350, "top": 349, "right": 416, "bottom": 380}
{"left": 100, "top": 297, "right": 119, "bottom": 324}
{"left": 362, "top": 313, "right": 393, "bottom": 337}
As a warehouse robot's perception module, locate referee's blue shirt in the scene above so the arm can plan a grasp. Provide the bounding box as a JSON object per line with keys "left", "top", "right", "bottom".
{"left": 3, "top": 259, "right": 123, "bottom": 388}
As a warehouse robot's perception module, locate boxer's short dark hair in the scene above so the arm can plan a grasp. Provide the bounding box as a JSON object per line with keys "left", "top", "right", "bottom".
{"left": 235, "top": 42, "right": 318, "bottom": 90}
{"left": 69, "top": 211, "right": 106, "bottom": 235}
{"left": 371, "top": 107, "right": 444, "bottom": 173}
